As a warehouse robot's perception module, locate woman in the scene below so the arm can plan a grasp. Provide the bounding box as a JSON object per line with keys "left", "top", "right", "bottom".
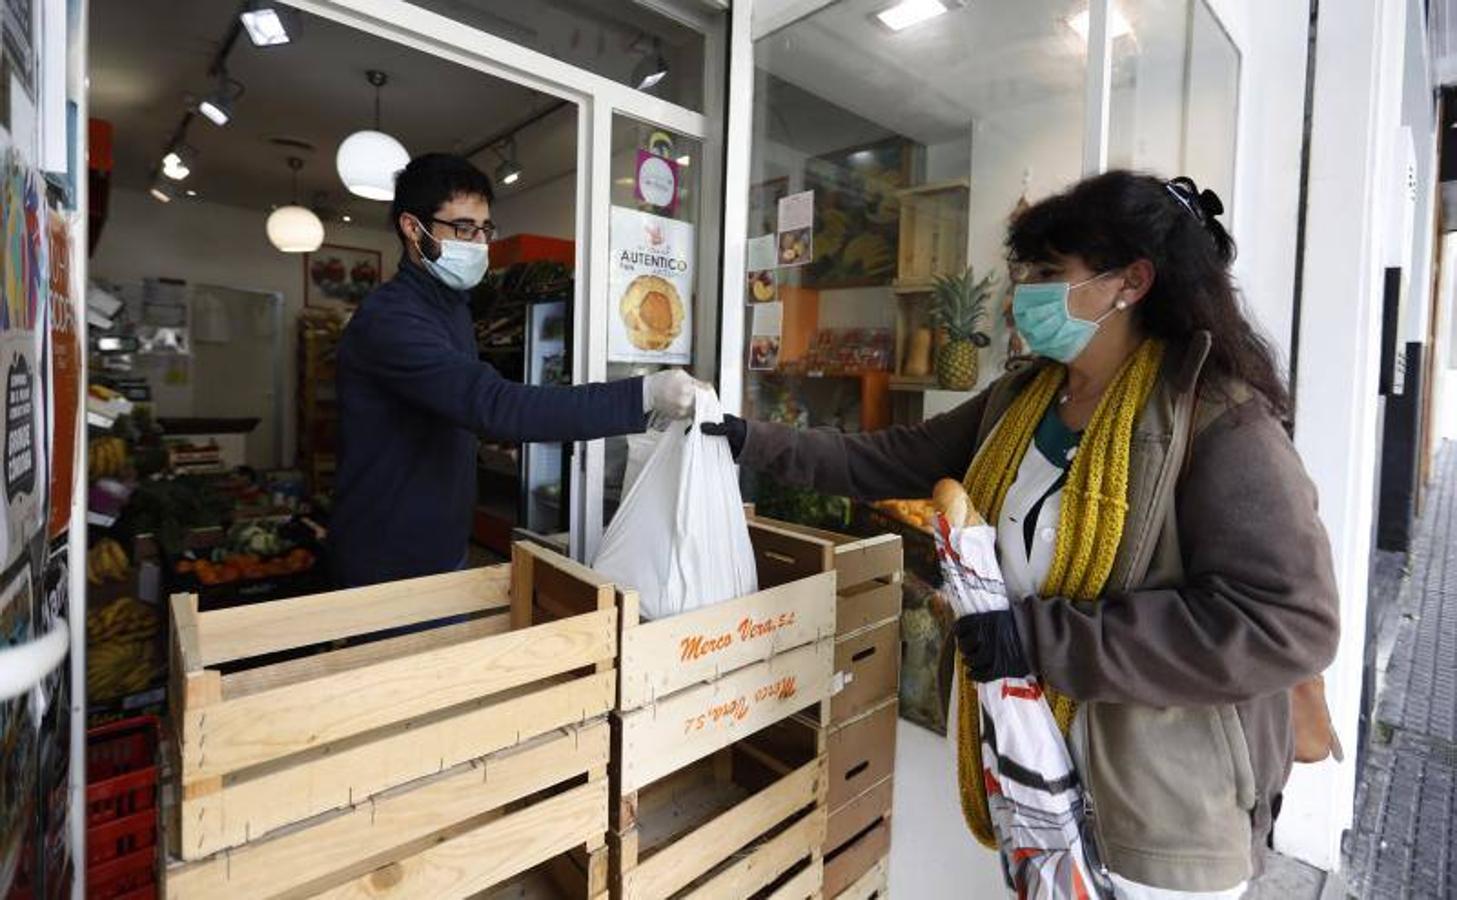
{"left": 704, "top": 171, "right": 1339, "bottom": 897}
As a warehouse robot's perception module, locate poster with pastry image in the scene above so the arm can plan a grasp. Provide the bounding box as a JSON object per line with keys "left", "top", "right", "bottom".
{"left": 609, "top": 206, "right": 694, "bottom": 364}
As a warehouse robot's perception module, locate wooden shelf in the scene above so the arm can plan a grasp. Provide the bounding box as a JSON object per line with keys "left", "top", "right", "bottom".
{"left": 891, "top": 281, "right": 937, "bottom": 295}
{"left": 895, "top": 178, "right": 970, "bottom": 198}
{"left": 887, "top": 376, "right": 939, "bottom": 392}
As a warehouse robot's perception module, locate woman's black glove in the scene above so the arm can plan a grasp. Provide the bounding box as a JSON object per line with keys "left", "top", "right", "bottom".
{"left": 954, "top": 610, "right": 1031, "bottom": 682}
{"left": 700, "top": 415, "right": 747, "bottom": 460}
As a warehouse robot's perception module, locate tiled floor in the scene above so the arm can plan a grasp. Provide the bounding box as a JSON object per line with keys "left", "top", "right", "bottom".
{"left": 1344, "top": 441, "right": 1457, "bottom": 897}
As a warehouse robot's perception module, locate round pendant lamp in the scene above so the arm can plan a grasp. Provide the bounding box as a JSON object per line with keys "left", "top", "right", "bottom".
{"left": 268, "top": 157, "right": 324, "bottom": 253}
{"left": 337, "top": 70, "right": 409, "bottom": 201}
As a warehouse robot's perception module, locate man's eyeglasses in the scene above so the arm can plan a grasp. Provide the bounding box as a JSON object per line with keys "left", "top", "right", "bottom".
{"left": 430, "top": 217, "right": 497, "bottom": 242}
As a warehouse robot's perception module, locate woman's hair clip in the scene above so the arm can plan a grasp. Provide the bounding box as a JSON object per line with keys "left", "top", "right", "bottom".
{"left": 1165, "top": 176, "right": 1225, "bottom": 226}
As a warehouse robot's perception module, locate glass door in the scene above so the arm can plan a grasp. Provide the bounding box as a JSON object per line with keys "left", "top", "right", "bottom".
{"left": 287, "top": 0, "right": 727, "bottom": 561}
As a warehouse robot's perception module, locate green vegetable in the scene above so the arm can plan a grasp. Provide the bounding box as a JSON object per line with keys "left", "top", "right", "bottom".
{"left": 116, "top": 475, "right": 231, "bottom": 556}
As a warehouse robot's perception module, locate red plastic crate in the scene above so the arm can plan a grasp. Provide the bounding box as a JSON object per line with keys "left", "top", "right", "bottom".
{"left": 85, "top": 717, "right": 158, "bottom": 900}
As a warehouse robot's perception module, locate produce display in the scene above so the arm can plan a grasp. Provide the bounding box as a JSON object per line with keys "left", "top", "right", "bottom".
{"left": 86, "top": 597, "right": 162, "bottom": 702}
{"left": 115, "top": 475, "right": 230, "bottom": 557}
{"left": 88, "top": 436, "right": 129, "bottom": 480}
{"left": 173, "top": 520, "right": 317, "bottom": 586}
{"left": 871, "top": 498, "right": 937, "bottom": 531}
{"left": 86, "top": 539, "right": 130, "bottom": 586}
{"left": 782, "top": 328, "right": 892, "bottom": 376}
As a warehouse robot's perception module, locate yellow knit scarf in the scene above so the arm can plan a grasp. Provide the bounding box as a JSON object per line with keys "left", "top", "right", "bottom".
{"left": 955, "top": 338, "right": 1165, "bottom": 848}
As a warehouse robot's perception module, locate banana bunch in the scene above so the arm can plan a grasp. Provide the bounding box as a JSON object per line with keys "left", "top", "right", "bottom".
{"left": 87, "top": 538, "right": 129, "bottom": 585}
{"left": 87, "top": 596, "right": 159, "bottom": 645}
{"left": 88, "top": 383, "right": 122, "bottom": 402}
{"left": 842, "top": 233, "right": 894, "bottom": 277}
{"left": 89, "top": 436, "right": 128, "bottom": 480}
{"left": 86, "top": 597, "right": 162, "bottom": 701}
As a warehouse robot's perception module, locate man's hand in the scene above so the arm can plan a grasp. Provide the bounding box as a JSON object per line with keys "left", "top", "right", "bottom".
{"left": 700, "top": 415, "right": 747, "bottom": 460}
{"left": 643, "top": 369, "right": 697, "bottom": 420}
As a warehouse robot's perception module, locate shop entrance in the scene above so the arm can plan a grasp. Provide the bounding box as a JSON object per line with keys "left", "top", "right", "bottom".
{"left": 86, "top": 0, "right": 725, "bottom": 600}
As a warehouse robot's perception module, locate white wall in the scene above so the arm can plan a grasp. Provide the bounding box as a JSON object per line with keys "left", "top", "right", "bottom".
{"left": 89, "top": 188, "right": 401, "bottom": 467}
{"left": 1283, "top": 0, "right": 1403, "bottom": 871}
{"left": 1437, "top": 234, "right": 1457, "bottom": 439}
{"left": 491, "top": 169, "right": 576, "bottom": 241}
{"left": 1205, "top": 0, "right": 1310, "bottom": 364}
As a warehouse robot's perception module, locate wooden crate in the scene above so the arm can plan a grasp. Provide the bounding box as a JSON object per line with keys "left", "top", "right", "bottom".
{"left": 832, "top": 856, "right": 888, "bottom": 900}
{"left": 743, "top": 518, "right": 902, "bottom": 638}
{"left": 516, "top": 520, "right": 840, "bottom": 900}
{"left": 164, "top": 552, "right": 617, "bottom": 899}
{"left": 745, "top": 517, "right": 902, "bottom": 899}
{"left": 892, "top": 179, "right": 970, "bottom": 293}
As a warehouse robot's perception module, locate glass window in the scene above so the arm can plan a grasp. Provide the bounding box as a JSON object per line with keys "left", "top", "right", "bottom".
{"left": 738, "top": 0, "right": 1088, "bottom": 521}
{"left": 1109, "top": 0, "right": 1240, "bottom": 207}
{"left": 602, "top": 115, "right": 709, "bottom": 526}
{"left": 407, "top": 0, "right": 710, "bottom": 112}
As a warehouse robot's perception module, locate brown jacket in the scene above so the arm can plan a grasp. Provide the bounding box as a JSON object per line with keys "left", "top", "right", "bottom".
{"left": 739, "top": 334, "right": 1340, "bottom": 889}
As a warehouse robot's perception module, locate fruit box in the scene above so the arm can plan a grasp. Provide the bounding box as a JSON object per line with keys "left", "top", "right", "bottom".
{"left": 164, "top": 550, "right": 617, "bottom": 899}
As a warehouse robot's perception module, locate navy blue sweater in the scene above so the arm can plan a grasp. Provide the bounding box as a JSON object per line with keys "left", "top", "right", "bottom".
{"left": 328, "top": 262, "right": 645, "bottom": 587}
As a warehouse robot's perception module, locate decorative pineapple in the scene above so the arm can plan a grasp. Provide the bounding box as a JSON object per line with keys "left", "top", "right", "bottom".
{"left": 929, "top": 267, "right": 995, "bottom": 391}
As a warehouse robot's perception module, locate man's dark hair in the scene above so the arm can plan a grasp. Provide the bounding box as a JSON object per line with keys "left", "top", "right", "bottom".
{"left": 390, "top": 153, "right": 495, "bottom": 245}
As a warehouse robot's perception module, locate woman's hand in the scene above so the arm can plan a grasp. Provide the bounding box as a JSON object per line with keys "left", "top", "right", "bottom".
{"left": 700, "top": 415, "right": 747, "bottom": 459}
{"left": 954, "top": 610, "right": 1031, "bottom": 681}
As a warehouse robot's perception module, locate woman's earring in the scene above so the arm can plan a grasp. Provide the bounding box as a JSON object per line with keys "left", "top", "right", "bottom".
{"left": 1115, "top": 299, "right": 1128, "bottom": 310}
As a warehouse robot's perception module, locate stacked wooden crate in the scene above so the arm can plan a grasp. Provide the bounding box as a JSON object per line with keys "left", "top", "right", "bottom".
{"left": 516, "top": 519, "right": 841, "bottom": 900}
{"left": 163, "top": 551, "right": 618, "bottom": 899}
{"left": 747, "top": 516, "right": 903, "bottom": 900}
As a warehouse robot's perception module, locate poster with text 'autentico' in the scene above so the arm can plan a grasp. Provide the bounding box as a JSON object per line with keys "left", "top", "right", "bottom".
{"left": 609, "top": 206, "right": 693, "bottom": 365}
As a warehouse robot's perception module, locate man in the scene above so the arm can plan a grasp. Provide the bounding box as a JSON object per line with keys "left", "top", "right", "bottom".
{"left": 329, "top": 153, "right": 695, "bottom": 587}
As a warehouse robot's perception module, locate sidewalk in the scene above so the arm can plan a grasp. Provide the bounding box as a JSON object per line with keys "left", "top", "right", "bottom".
{"left": 1343, "top": 440, "right": 1457, "bottom": 897}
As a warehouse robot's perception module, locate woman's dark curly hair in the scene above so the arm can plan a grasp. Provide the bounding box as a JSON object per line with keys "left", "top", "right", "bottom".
{"left": 1006, "top": 169, "right": 1291, "bottom": 424}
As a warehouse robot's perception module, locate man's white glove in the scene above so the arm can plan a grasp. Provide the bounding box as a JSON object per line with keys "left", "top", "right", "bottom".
{"left": 643, "top": 369, "right": 697, "bottom": 420}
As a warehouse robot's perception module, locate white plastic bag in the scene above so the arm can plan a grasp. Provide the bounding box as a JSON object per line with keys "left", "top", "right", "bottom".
{"left": 593, "top": 386, "right": 759, "bottom": 619}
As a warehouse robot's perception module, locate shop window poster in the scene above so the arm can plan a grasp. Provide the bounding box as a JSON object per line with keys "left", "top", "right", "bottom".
{"left": 33, "top": 536, "right": 69, "bottom": 897}
{"left": 801, "top": 137, "right": 915, "bottom": 289}
{"left": 0, "top": 147, "right": 42, "bottom": 568}
{"left": 608, "top": 206, "right": 693, "bottom": 365}
{"left": 44, "top": 206, "right": 72, "bottom": 540}
{"left": 0, "top": 556, "right": 36, "bottom": 895}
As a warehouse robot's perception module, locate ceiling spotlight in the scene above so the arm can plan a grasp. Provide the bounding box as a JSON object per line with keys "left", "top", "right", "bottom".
{"left": 632, "top": 39, "right": 668, "bottom": 91}
{"left": 676, "top": 155, "right": 690, "bottom": 167}
{"left": 150, "top": 182, "right": 175, "bottom": 203}
{"left": 185, "top": 189, "right": 197, "bottom": 197}
{"left": 342, "top": 213, "right": 353, "bottom": 223}
{"left": 337, "top": 70, "right": 410, "bottom": 201}
{"left": 198, "top": 98, "right": 229, "bottom": 126}
{"left": 198, "top": 72, "right": 244, "bottom": 127}
{"left": 494, "top": 139, "right": 522, "bottom": 186}
{"left": 874, "top": 0, "right": 947, "bottom": 32}
{"left": 240, "top": 3, "right": 290, "bottom": 47}
{"left": 162, "top": 148, "right": 192, "bottom": 181}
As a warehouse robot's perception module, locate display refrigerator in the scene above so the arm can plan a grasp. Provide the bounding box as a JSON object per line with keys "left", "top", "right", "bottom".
{"left": 519, "top": 297, "right": 571, "bottom": 536}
